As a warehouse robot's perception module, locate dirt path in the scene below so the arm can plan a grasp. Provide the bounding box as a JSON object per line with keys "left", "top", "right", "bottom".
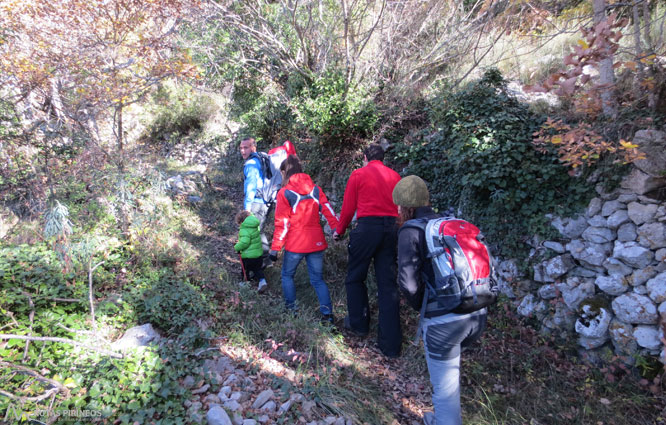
{"left": 194, "top": 166, "right": 432, "bottom": 425}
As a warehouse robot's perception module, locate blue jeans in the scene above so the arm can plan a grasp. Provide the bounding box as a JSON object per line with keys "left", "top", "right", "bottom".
{"left": 281, "top": 250, "right": 332, "bottom": 315}
{"left": 422, "top": 310, "right": 487, "bottom": 425}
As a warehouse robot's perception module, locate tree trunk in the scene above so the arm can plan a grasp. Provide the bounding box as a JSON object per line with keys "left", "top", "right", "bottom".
{"left": 632, "top": 0, "right": 645, "bottom": 100}
{"left": 593, "top": 0, "right": 617, "bottom": 118}
{"left": 116, "top": 103, "right": 124, "bottom": 172}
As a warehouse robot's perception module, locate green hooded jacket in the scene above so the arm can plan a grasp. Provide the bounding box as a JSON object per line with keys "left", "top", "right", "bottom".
{"left": 234, "top": 214, "right": 263, "bottom": 259}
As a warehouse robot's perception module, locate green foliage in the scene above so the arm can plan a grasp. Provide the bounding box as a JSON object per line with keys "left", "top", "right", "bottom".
{"left": 395, "top": 69, "right": 592, "bottom": 257}
{"left": 131, "top": 271, "right": 214, "bottom": 337}
{"left": 145, "top": 85, "right": 216, "bottom": 144}
{"left": 233, "top": 79, "right": 296, "bottom": 145}
{"left": 292, "top": 71, "right": 378, "bottom": 150}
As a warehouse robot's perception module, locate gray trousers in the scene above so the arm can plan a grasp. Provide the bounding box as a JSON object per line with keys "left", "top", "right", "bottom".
{"left": 249, "top": 201, "right": 270, "bottom": 254}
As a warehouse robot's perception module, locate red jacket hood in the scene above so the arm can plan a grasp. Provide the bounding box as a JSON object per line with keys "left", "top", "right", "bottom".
{"left": 284, "top": 173, "right": 314, "bottom": 195}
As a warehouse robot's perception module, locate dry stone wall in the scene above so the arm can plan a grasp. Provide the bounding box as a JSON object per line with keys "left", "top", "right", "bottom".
{"left": 500, "top": 130, "right": 666, "bottom": 363}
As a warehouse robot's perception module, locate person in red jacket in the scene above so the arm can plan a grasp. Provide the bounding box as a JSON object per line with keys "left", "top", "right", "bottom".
{"left": 333, "top": 144, "right": 402, "bottom": 358}
{"left": 269, "top": 155, "right": 339, "bottom": 323}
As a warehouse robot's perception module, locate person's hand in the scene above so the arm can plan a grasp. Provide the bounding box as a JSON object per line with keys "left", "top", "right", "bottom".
{"left": 332, "top": 231, "right": 340, "bottom": 242}
{"left": 269, "top": 250, "right": 278, "bottom": 262}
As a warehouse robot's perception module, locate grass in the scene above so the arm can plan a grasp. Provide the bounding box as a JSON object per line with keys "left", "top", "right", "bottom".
{"left": 196, "top": 147, "right": 666, "bottom": 425}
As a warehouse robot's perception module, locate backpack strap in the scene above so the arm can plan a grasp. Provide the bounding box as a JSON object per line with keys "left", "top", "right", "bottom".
{"left": 284, "top": 187, "right": 321, "bottom": 214}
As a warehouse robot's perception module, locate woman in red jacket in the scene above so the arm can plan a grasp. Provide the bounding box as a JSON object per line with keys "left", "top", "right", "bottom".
{"left": 269, "top": 155, "right": 339, "bottom": 323}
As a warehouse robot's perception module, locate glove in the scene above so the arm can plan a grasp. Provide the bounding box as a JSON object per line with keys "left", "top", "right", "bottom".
{"left": 269, "top": 250, "right": 278, "bottom": 262}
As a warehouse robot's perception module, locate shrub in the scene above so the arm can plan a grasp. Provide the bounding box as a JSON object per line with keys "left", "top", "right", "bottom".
{"left": 133, "top": 271, "right": 213, "bottom": 336}
{"left": 292, "top": 70, "right": 378, "bottom": 151}
{"left": 395, "top": 69, "right": 592, "bottom": 258}
{"left": 145, "top": 85, "right": 216, "bottom": 143}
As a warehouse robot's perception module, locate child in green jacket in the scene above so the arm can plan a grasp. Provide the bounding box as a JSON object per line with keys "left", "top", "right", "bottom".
{"left": 234, "top": 210, "right": 268, "bottom": 293}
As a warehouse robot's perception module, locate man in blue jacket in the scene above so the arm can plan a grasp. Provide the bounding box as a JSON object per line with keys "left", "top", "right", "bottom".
{"left": 240, "top": 137, "right": 269, "bottom": 256}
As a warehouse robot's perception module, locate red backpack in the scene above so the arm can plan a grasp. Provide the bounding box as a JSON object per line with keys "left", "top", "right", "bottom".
{"left": 402, "top": 217, "right": 498, "bottom": 314}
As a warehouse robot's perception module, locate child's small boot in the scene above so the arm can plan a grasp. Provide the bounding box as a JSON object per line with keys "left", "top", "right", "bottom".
{"left": 257, "top": 278, "right": 268, "bottom": 293}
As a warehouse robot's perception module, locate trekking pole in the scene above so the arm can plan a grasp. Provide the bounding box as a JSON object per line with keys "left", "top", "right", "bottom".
{"left": 239, "top": 254, "right": 248, "bottom": 281}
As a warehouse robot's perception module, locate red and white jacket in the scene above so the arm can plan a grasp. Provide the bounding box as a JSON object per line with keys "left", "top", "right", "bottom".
{"left": 271, "top": 173, "right": 339, "bottom": 253}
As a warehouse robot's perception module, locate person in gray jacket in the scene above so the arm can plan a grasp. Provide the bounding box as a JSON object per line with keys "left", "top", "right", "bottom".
{"left": 393, "top": 175, "right": 487, "bottom": 425}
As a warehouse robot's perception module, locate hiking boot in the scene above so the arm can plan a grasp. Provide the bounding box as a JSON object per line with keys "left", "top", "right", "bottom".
{"left": 343, "top": 316, "right": 368, "bottom": 337}
{"left": 320, "top": 314, "right": 334, "bottom": 325}
{"left": 423, "top": 411, "right": 435, "bottom": 425}
{"left": 257, "top": 279, "right": 268, "bottom": 293}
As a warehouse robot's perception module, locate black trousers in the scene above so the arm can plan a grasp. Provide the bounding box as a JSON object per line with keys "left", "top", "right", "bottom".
{"left": 344, "top": 216, "right": 402, "bottom": 356}
{"left": 241, "top": 257, "right": 264, "bottom": 281}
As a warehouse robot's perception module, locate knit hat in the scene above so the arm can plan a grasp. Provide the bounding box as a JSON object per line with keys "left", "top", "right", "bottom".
{"left": 392, "top": 175, "right": 430, "bottom": 207}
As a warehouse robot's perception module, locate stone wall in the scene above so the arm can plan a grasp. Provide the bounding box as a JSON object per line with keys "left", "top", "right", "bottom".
{"left": 499, "top": 130, "right": 666, "bottom": 363}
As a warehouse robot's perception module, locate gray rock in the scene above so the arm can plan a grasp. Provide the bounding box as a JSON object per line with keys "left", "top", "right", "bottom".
{"left": 575, "top": 306, "right": 612, "bottom": 339}
{"left": 582, "top": 226, "right": 615, "bottom": 244}
{"left": 618, "top": 194, "right": 639, "bottom": 203}
{"left": 587, "top": 215, "right": 607, "bottom": 227}
{"left": 111, "top": 323, "right": 160, "bottom": 352}
{"left": 637, "top": 222, "right": 666, "bottom": 249}
{"left": 205, "top": 394, "right": 221, "bottom": 405}
{"left": 609, "top": 319, "right": 638, "bottom": 355}
{"left": 633, "top": 325, "right": 662, "bottom": 350}
{"left": 657, "top": 248, "right": 666, "bottom": 262}
{"left": 586, "top": 198, "right": 603, "bottom": 218}
{"left": 207, "top": 405, "right": 233, "bottom": 425}
{"left": 231, "top": 413, "right": 243, "bottom": 425}
{"left": 595, "top": 275, "right": 629, "bottom": 295}
{"left": 634, "top": 285, "right": 649, "bottom": 295}
{"left": 613, "top": 241, "right": 654, "bottom": 268}
{"left": 302, "top": 400, "right": 317, "bottom": 416}
{"left": 191, "top": 384, "right": 210, "bottom": 395}
{"left": 578, "top": 335, "right": 609, "bottom": 349}
{"left": 542, "top": 301, "right": 576, "bottom": 331}
{"left": 647, "top": 272, "right": 666, "bottom": 303}
{"left": 621, "top": 168, "right": 666, "bottom": 195}
{"left": 223, "top": 400, "right": 241, "bottom": 412}
{"left": 543, "top": 241, "right": 566, "bottom": 253}
{"left": 290, "top": 393, "right": 305, "bottom": 403}
{"left": 182, "top": 375, "right": 196, "bottom": 389}
{"left": 612, "top": 293, "right": 658, "bottom": 324}
{"left": 553, "top": 215, "right": 588, "bottom": 239}
{"left": 629, "top": 267, "right": 658, "bottom": 286}
{"left": 607, "top": 210, "right": 630, "bottom": 229}
{"left": 659, "top": 301, "right": 666, "bottom": 316}
{"left": 257, "top": 415, "right": 270, "bottom": 423}
{"left": 260, "top": 400, "right": 277, "bottom": 412}
{"left": 567, "top": 239, "right": 612, "bottom": 267}
{"left": 538, "top": 284, "right": 558, "bottom": 299}
{"left": 223, "top": 374, "right": 238, "bottom": 386}
{"left": 278, "top": 400, "right": 292, "bottom": 414}
{"left": 602, "top": 257, "right": 633, "bottom": 277}
{"left": 218, "top": 386, "right": 232, "bottom": 400}
{"left": 252, "top": 389, "right": 274, "bottom": 409}
{"left": 617, "top": 222, "right": 638, "bottom": 242}
{"left": 535, "top": 254, "right": 575, "bottom": 282}
{"left": 601, "top": 200, "right": 625, "bottom": 217}
{"left": 243, "top": 420, "right": 258, "bottom": 425}
{"left": 517, "top": 294, "right": 539, "bottom": 317}
{"left": 559, "top": 279, "right": 595, "bottom": 310}
{"left": 569, "top": 267, "right": 599, "bottom": 278}
{"left": 627, "top": 202, "right": 659, "bottom": 225}
{"left": 632, "top": 129, "right": 666, "bottom": 177}
{"left": 167, "top": 175, "right": 185, "bottom": 193}
{"left": 206, "top": 356, "right": 235, "bottom": 375}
